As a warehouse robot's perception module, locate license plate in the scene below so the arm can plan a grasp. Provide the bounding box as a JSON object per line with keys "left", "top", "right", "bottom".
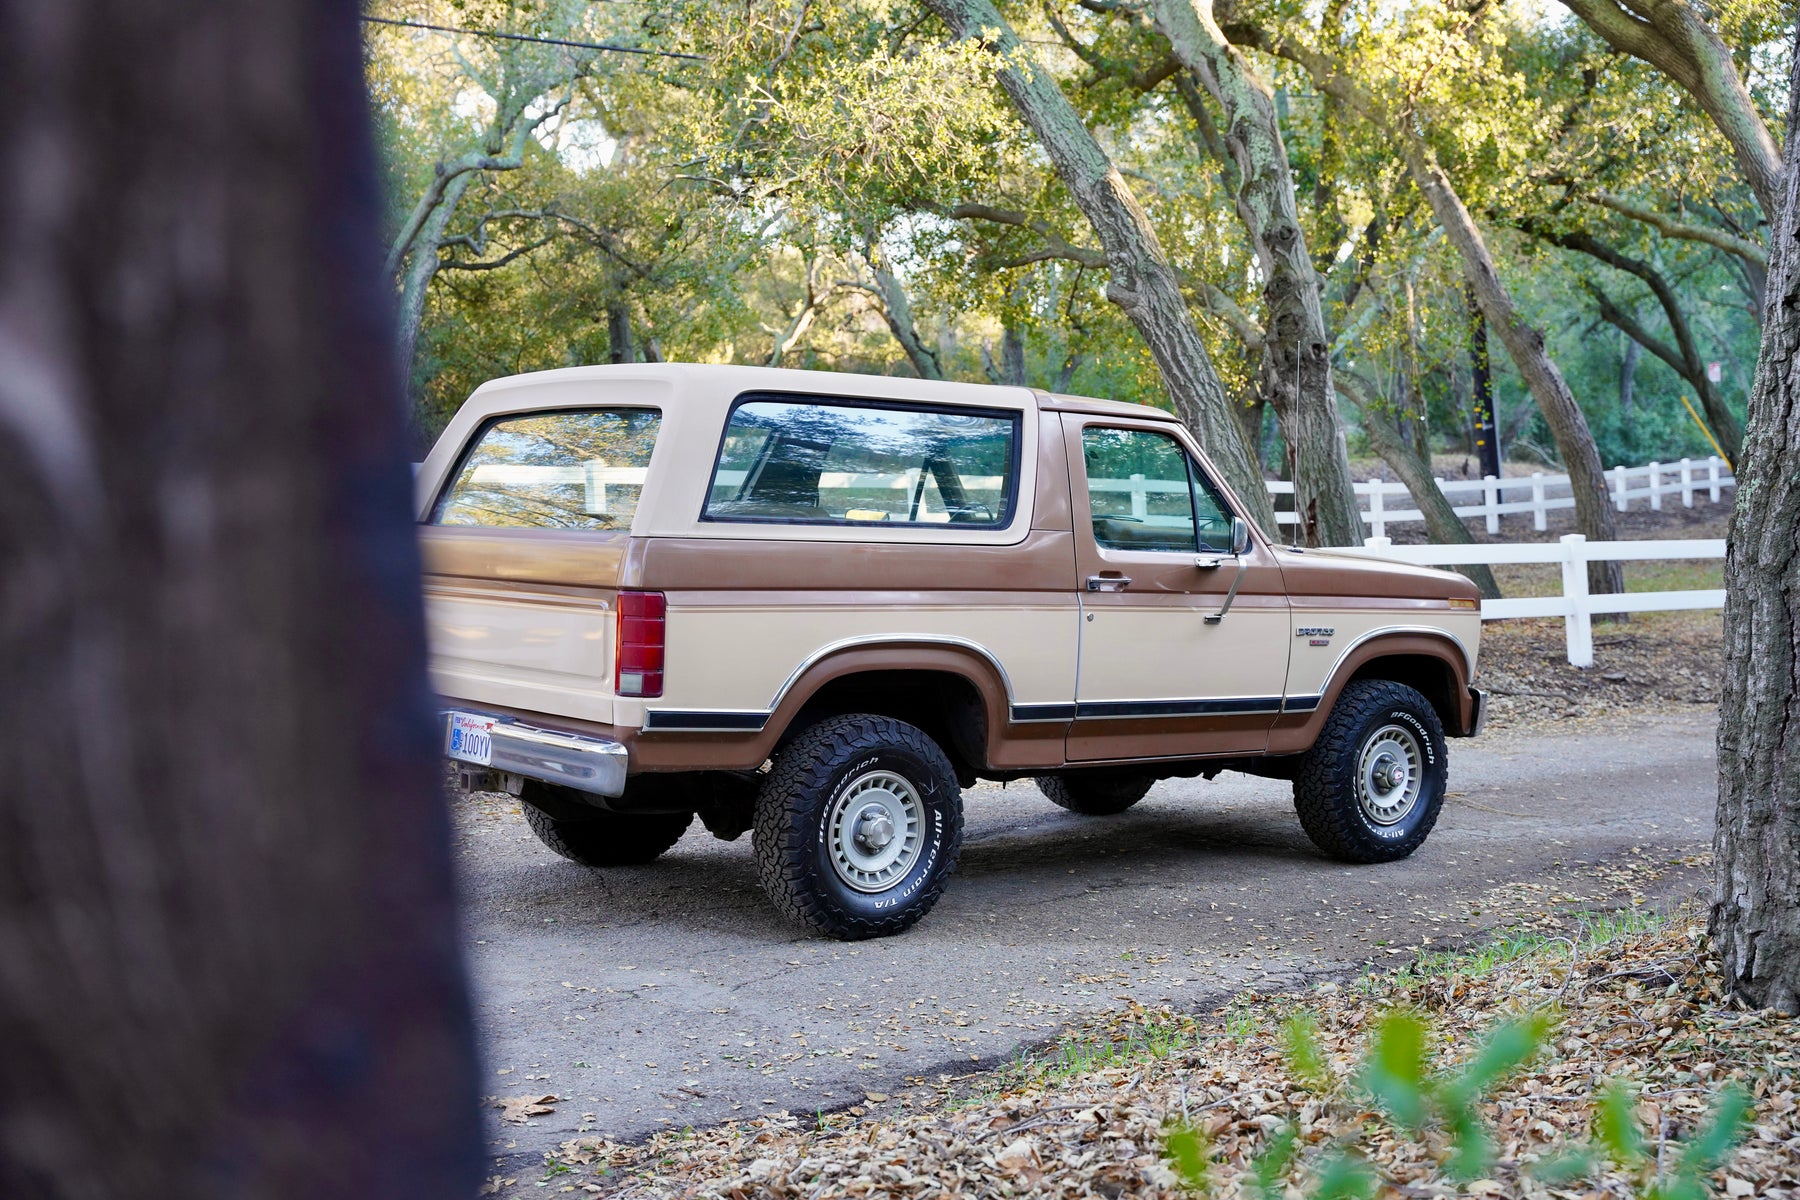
{"left": 445, "top": 712, "right": 495, "bottom": 766}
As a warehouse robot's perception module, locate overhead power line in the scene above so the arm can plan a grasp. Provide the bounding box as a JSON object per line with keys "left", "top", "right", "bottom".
{"left": 360, "top": 15, "right": 703, "bottom": 61}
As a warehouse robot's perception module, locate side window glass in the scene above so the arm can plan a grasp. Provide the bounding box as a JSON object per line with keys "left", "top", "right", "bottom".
{"left": 1081, "top": 427, "right": 1199, "bottom": 553}
{"left": 1189, "top": 462, "right": 1233, "bottom": 552}
{"left": 706, "top": 397, "right": 1018, "bottom": 527}
{"left": 431, "top": 409, "right": 661, "bottom": 530}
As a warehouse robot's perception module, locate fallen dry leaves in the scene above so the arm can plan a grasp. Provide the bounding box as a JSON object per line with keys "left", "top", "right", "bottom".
{"left": 495, "top": 1094, "right": 560, "bottom": 1124}
{"left": 547, "top": 902, "right": 1797, "bottom": 1199}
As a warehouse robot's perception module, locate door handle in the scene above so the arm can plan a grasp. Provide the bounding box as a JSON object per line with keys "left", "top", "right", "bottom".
{"left": 1086, "top": 575, "right": 1132, "bottom": 592}
{"left": 1195, "top": 555, "right": 1225, "bottom": 569}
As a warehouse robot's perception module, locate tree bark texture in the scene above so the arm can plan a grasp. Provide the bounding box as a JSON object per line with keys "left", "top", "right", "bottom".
{"left": 1336, "top": 373, "right": 1502, "bottom": 599}
{"left": 608, "top": 300, "right": 636, "bottom": 364}
{"left": 1221, "top": 22, "right": 1622, "bottom": 587}
{"left": 1621, "top": 334, "right": 1641, "bottom": 412}
{"left": 866, "top": 252, "right": 945, "bottom": 380}
{"left": 1150, "top": 0, "right": 1362, "bottom": 547}
{"left": 922, "top": 0, "right": 1278, "bottom": 532}
{"left": 1466, "top": 282, "right": 1503, "bottom": 479}
{"left": 396, "top": 168, "right": 476, "bottom": 404}
{"left": 0, "top": 3, "right": 481, "bottom": 1196}
{"left": 1559, "top": 0, "right": 1782, "bottom": 226}
{"left": 1712, "top": 28, "right": 1800, "bottom": 1016}
{"left": 1400, "top": 141, "right": 1625, "bottom": 595}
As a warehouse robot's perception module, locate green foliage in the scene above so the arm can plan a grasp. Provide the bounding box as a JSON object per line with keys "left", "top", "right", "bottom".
{"left": 1162, "top": 1005, "right": 1750, "bottom": 1197}
{"left": 370, "top": 0, "right": 1781, "bottom": 484}
{"left": 1581, "top": 1080, "right": 1755, "bottom": 1200}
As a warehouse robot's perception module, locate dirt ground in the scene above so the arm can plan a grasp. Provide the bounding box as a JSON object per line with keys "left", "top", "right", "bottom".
{"left": 556, "top": 898, "right": 1799, "bottom": 1200}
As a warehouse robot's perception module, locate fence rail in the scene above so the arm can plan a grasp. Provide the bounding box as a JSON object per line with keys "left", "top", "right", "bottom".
{"left": 1267, "top": 456, "right": 1734, "bottom": 534}
{"left": 1328, "top": 534, "right": 1725, "bottom": 667}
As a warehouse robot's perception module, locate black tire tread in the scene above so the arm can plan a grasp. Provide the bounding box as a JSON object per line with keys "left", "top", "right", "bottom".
{"left": 1034, "top": 771, "right": 1155, "bottom": 816}
{"left": 522, "top": 802, "right": 692, "bottom": 867}
{"left": 753, "top": 713, "right": 962, "bottom": 940}
{"left": 1292, "top": 679, "right": 1445, "bottom": 863}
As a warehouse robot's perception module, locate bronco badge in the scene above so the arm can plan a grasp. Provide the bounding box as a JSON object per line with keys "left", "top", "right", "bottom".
{"left": 1297, "top": 626, "right": 1334, "bottom": 647}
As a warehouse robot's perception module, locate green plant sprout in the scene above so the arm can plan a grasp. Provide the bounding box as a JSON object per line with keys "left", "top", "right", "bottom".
{"left": 1164, "top": 1007, "right": 1750, "bottom": 1198}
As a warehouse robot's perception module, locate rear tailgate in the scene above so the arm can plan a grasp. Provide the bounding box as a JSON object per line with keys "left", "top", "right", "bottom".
{"left": 420, "top": 527, "right": 627, "bottom": 725}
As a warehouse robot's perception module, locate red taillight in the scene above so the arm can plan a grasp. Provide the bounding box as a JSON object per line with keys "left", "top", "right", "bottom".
{"left": 615, "top": 590, "right": 666, "bottom": 698}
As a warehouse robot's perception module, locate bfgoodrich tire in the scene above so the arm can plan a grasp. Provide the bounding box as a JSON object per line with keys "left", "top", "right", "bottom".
{"left": 520, "top": 781, "right": 693, "bottom": 867}
{"left": 1292, "top": 679, "right": 1448, "bottom": 863}
{"left": 753, "top": 714, "right": 963, "bottom": 940}
{"left": 1033, "top": 770, "right": 1156, "bottom": 815}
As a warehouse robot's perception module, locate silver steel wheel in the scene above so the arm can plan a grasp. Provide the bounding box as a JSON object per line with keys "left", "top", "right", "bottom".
{"left": 1356, "top": 723, "right": 1424, "bottom": 827}
{"left": 825, "top": 770, "right": 925, "bottom": 894}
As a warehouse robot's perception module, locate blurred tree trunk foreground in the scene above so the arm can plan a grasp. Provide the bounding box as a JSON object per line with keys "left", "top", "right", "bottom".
{"left": 0, "top": 2, "right": 482, "bottom": 1197}
{"left": 1715, "top": 27, "right": 1800, "bottom": 1016}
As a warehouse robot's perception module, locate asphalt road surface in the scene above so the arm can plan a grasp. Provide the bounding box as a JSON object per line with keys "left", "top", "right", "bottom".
{"left": 455, "top": 709, "right": 1716, "bottom": 1167}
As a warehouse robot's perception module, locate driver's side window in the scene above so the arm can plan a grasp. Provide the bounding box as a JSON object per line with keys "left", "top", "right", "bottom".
{"left": 1082, "top": 426, "right": 1232, "bottom": 553}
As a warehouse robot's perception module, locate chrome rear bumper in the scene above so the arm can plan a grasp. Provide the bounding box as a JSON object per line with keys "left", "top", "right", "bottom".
{"left": 1467, "top": 687, "right": 1488, "bottom": 737}
{"left": 441, "top": 710, "right": 629, "bottom": 797}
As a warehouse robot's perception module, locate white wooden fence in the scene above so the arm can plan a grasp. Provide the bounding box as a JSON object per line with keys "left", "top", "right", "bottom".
{"left": 1266, "top": 456, "right": 1734, "bottom": 535}
{"left": 1329, "top": 534, "right": 1726, "bottom": 667}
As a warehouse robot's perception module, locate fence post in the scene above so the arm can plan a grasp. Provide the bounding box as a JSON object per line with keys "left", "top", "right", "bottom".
{"left": 1129, "top": 472, "right": 1147, "bottom": 520}
{"left": 1531, "top": 472, "right": 1547, "bottom": 532}
{"left": 1648, "top": 461, "right": 1662, "bottom": 510}
{"left": 1368, "top": 481, "right": 1386, "bottom": 538}
{"left": 1708, "top": 456, "right": 1722, "bottom": 502}
{"left": 1613, "top": 465, "right": 1628, "bottom": 512}
{"left": 1483, "top": 474, "right": 1500, "bottom": 534}
{"left": 1560, "top": 533, "right": 1594, "bottom": 668}
{"left": 1364, "top": 535, "right": 1393, "bottom": 550}
{"left": 1680, "top": 457, "right": 1694, "bottom": 507}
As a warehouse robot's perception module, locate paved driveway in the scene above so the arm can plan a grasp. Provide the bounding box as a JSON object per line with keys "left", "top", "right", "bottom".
{"left": 455, "top": 709, "right": 1716, "bottom": 1165}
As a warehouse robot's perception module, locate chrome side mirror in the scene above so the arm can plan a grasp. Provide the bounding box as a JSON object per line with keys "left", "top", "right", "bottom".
{"left": 1231, "top": 516, "right": 1251, "bottom": 556}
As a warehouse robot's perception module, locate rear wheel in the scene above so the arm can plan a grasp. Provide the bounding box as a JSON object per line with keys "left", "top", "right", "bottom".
{"left": 1292, "top": 679, "right": 1447, "bottom": 863}
{"left": 1033, "top": 770, "right": 1156, "bottom": 816}
{"left": 753, "top": 713, "right": 962, "bottom": 940}
{"left": 520, "top": 781, "right": 692, "bottom": 867}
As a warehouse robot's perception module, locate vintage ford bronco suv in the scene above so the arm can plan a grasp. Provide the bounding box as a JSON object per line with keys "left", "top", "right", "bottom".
{"left": 418, "top": 364, "right": 1484, "bottom": 939}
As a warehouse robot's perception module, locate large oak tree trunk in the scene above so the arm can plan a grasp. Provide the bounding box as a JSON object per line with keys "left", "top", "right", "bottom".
{"left": 0, "top": 2, "right": 481, "bottom": 1196}
{"left": 1712, "top": 32, "right": 1800, "bottom": 1016}
{"left": 922, "top": 0, "right": 1278, "bottom": 532}
{"left": 1150, "top": 0, "right": 1362, "bottom": 547}
{"left": 1400, "top": 140, "right": 1625, "bottom": 596}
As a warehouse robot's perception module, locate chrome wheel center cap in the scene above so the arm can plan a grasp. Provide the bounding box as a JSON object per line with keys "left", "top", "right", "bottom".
{"left": 854, "top": 807, "right": 896, "bottom": 851}
{"left": 1375, "top": 757, "right": 1405, "bottom": 791}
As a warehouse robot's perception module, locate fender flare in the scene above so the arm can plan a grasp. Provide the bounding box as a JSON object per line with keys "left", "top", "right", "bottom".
{"left": 1271, "top": 629, "right": 1476, "bottom": 752}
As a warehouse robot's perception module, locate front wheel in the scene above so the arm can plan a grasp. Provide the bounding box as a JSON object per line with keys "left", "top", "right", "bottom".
{"left": 1292, "top": 680, "right": 1447, "bottom": 863}
{"left": 753, "top": 714, "right": 963, "bottom": 939}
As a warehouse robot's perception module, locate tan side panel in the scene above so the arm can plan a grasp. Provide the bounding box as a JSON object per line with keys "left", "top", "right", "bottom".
{"left": 1284, "top": 608, "right": 1481, "bottom": 697}
{"left": 659, "top": 599, "right": 1079, "bottom": 712}
{"left": 631, "top": 530, "right": 1074, "bottom": 591}
{"left": 419, "top": 526, "right": 627, "bottom": 589}
{"left": 1075, "top": 594, "right": 1290, "bottom": 702}
{"left": 425, "top": 585, "right": 617, "bottom": 724}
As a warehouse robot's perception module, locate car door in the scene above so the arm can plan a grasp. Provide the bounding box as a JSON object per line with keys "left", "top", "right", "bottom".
{"left": 1064, "top": 416, "right": 1292, "bottom": 762}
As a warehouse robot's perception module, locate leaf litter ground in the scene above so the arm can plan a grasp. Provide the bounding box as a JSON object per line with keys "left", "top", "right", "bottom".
{"left": 514, "top": 894, "right": 1797, "bottom": 1199}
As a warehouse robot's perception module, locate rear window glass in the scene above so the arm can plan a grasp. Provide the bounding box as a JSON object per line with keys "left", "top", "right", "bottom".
{"left": 704, "top": 396, "right": 1019, "bottom": 527}
{"left": 432, "top": 409, "right": 660, "bottom": 530}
